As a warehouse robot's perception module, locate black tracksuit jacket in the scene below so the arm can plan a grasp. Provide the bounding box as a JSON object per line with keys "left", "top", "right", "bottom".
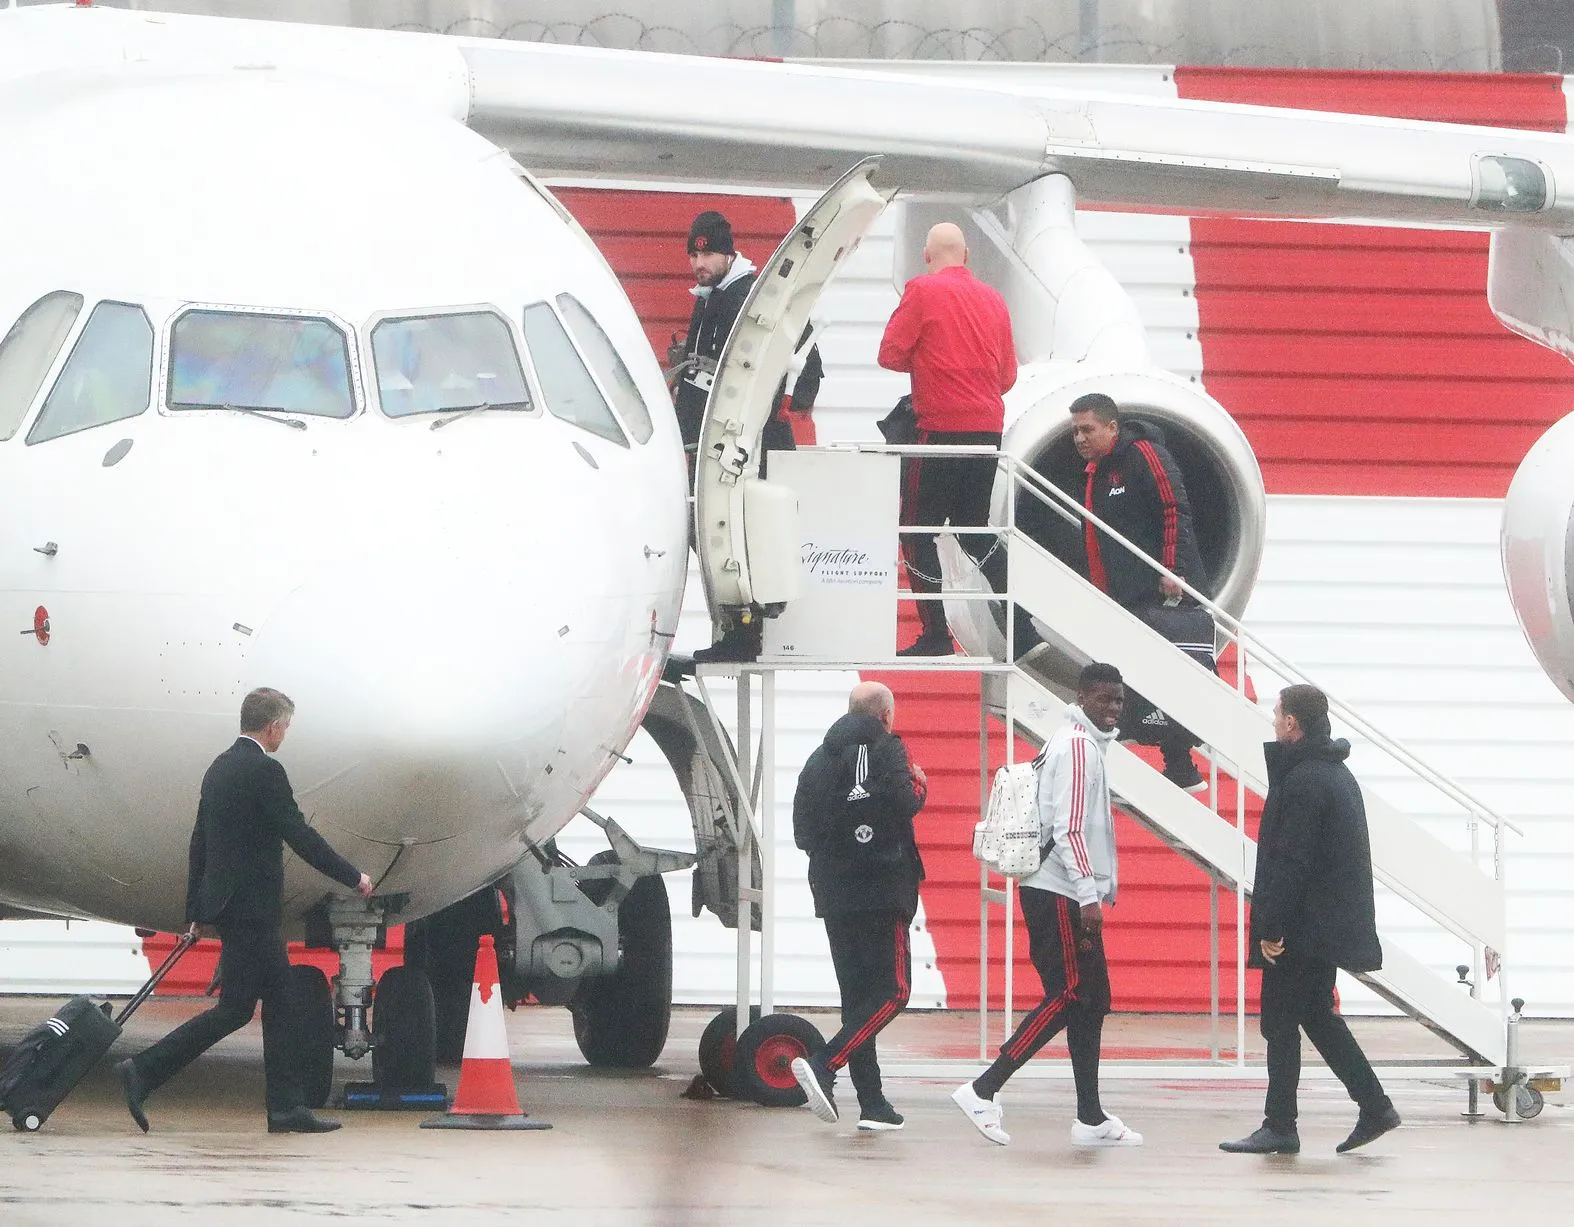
{"left": 792, "top": 713, "right": 926, "bottom": 919}
{"left": 1081, "top": 419, "right": 1207, "bottom": 609}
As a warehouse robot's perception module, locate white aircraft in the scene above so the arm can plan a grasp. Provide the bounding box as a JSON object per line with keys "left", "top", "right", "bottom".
{"left": 6, "top": 1, "right": 1574, "bottom": 1096}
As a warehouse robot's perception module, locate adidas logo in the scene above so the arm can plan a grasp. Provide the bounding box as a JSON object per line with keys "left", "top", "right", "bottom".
{"left": 846, "top": 744, "right": 871, "bottom": 802}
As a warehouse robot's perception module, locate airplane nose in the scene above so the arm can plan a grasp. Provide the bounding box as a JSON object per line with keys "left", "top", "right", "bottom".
{"left": 247, "top": 550, "right": 611, "bottom": 752}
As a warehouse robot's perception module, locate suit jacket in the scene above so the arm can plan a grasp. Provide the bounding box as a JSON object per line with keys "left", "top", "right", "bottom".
{"left": 185, "top": 737, "right": 361, "bottom": 927}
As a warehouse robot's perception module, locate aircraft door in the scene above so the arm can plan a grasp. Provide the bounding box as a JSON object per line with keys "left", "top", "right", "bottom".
{"left": 693, "top": 157, "right": 898, "bottom": 621}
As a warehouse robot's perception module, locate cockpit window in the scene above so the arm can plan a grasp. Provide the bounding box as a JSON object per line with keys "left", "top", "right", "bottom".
{"left": 28, "top": 301, "right": 153, "bottom": 445}
{"left": 0, "top": 291, "right": 84, "bottom": 441}
{"left": 522, "top": 302, "right": 629, "bottom": 448}
{"left": 371, "top": 311, "right": 531, "bottom": 418}
{"left": 556, "top": 294, "right": 653, "bottom": 445}
{"left": 169, "top": 310, "right": 355, "bottom": 418}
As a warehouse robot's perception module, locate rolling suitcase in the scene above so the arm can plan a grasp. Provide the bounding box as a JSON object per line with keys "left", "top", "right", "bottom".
{"left": 0, "top": 930, "right": 196, "bottom": 1132}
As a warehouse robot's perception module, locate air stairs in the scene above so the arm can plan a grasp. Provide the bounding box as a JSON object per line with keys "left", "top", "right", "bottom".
{"left": 977, "top": 463, "right": 1519, "bottom": 1069}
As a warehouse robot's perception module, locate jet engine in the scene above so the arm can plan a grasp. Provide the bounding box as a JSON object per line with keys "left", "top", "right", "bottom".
{"left": 947, "top": 359, "right": 1268, "bottom": 691}
{"left": 1502, "top": 412, "right": 1574, "bottom": 702}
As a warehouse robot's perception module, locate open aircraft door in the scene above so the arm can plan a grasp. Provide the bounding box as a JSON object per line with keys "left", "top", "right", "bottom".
{"left": 693, "top": 158, "right": 898, "bottom": 626}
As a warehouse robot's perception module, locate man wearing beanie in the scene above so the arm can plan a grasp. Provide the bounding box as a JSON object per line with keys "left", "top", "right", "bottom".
{"left": 677, "top": 208, "right": 822, "bottom": 663}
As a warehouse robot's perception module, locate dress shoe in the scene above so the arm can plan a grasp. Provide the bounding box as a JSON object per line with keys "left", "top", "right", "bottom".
{"left": 267, "top": 1106, "right": 343, "bottom": 1134}
{"left": 1219, "top": 1124, "right": 1300, "bottom": 1154}
{"left": 1336, "top": 1104, "right": 1401, "bottom": 1153}
{"left": 691, "top": 624, "right": 760, "bottom": 664}
{"left": 114, "top": 1058, "right": 150, "bottom": 1133}
{"left": 896, "top": 633, "right": 955, "bottom": 657}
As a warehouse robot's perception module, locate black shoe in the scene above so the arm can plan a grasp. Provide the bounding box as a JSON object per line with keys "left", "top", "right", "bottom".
{"left": 1336, "top": 1104, "right": 1401, "bottom": 1153}
{"left": 691, "top": 625, "right": 760, "bottom": 664}
{"left": 856, "top": 1100, "right": 904, "bottom": 1131}
{"left": 114, "top": 1059, "right": 150, "bottom": 1134}
{"left": 897, "top": 633, "right": 954, "bottom": 657}
{"left": 1163, "top": 759, "right": 1207, "bottom": 793}
{"left": 1219, "top": 1124, "right": 1300, "bottom": 1154}
{"left": 267, "top": 1107, "right": 343, "bottom": 1134}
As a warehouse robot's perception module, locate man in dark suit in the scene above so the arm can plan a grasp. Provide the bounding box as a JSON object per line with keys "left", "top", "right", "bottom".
{"left": 115, "top": 687, "right": 371, "bottom": 1134}
{"left": 1220, "top": 684, "right": 1401, "bottom": 1156}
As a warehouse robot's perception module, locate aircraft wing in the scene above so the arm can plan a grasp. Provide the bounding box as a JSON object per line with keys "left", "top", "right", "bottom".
{"left": 5, "top": 4, "right": 1574, "bottom": 231}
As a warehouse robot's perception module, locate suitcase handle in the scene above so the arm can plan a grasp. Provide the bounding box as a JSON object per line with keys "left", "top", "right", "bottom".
{"left": 114, "top": 930, "right": 199, "bottom": 1026}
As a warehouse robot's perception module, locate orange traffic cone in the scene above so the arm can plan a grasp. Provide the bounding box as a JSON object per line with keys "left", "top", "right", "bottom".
{"left": 421, "top": 935, "right": 550, "bottom": 1131}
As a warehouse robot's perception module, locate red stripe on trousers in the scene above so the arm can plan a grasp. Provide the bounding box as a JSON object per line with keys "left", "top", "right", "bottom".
{"left": 828, "top": 919, "right": 911, "bottom": 1070}
{"left": 1004, "top": 896, "right": 1083, "bottom": 1060}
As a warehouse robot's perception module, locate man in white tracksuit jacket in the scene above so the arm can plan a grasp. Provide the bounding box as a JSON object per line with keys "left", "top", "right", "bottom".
{"left": 951, "top": 661, "right": 1143, "bottom": 1148}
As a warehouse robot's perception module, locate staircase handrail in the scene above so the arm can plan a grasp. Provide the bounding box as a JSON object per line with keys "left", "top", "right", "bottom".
{"left": 1001, "top": 453, "right": 1522, "bottom": 837}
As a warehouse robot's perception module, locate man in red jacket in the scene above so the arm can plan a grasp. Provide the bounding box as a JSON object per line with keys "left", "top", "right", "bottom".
{"left": 878, "top": 222, "right": 1018, "bottom": 656}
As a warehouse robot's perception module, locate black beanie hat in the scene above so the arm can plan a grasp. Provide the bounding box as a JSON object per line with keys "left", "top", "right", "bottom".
{"left": 687, "top": 210, "right": 735, "bottom": 256}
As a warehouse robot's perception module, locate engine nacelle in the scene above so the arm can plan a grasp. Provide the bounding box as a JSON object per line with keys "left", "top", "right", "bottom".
{"left": 1502, "top": 412, "right": 1574, "bottom": 702}
{"left": 948, "top": 360, "right": 1267, "bottom": 684}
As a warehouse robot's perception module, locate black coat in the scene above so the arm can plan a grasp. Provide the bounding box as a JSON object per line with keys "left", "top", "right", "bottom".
{"left": 185, "top": 738, "right": 362, "bottom": 927}
{"left": 1081, "top": 419, "right": 1207, "bottom": 610}
{"left": 675, "top": 266, "right": 819, "bottom": 453}
{"left": 792, "top": 713, "right": 926, "bottom": 918}
{"left": 1249, "top": 735, "right": 1383, "bottom": 973}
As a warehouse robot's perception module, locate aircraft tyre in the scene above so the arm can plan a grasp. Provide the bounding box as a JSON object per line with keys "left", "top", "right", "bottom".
{"left": 289, "top": 964, "right": 336, "bottom": 1109}
{"left": 697, "top": 1005, "right": 761, "bottom": 1097}
{"left": 733, "top": 1013, "right": 826, "bottom": 1108}
{"left": 371, "top": 965, "right": 437, "bottom": 1089}
{"left": 570, "top": 862, "right": 674, "bottom": 1068}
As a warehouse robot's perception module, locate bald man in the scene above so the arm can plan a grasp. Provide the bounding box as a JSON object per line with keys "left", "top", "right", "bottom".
{"left": 790, "top": 681, "right": 928, "bottom": 1131}
{"left": 879, "top": 223, "right": 1019, "bottom": 657}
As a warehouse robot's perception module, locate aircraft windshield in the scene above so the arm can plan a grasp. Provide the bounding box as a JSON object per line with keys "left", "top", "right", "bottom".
{"left": 371, "top": 311, "right": 532, "bottom": 418}
{"left": 168, "top": 311, "right": 355, "bottom": 418}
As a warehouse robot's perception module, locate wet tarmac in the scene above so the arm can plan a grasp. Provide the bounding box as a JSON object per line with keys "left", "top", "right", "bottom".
{"left": 1, "top": 999, "right": 1570, "bottom": 1226}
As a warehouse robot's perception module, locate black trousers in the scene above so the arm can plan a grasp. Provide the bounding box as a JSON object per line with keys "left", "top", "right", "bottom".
{"left": 131, "top": 923, "right": 306, "bottom": 1114}
{"left": 1260, "top": 957, "right": 1389, "bottom": 1131}
{"left": 974, "top": 888, "right": 1109, "bottom": 1120}
{"left": 900, "top": 430, "right": 1005, "bottom": 640}
{"left": 816, "top": 910, "right": 912, "bottom": 1110}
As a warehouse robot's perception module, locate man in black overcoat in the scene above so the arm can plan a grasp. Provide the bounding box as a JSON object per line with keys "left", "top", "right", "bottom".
{"left": 116, "top": 687, "right": 371, "bottom": 1134}
{"left": 1220, "top": 684, "right": 1401, "bottom": 1155}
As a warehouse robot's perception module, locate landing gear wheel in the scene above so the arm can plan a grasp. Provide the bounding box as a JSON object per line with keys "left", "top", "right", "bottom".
{"left": 1492, "top": 1083, "right": 1545, "bottom": 1119}
{"left": 733, "top": 1013, "right": 826, "bottom": 1108}
{"left": 371, "top": 965, "right": 437, "bottom": 1089}
{"left": 289, "top": 964, "right": 336, "bottom": 1109}
{"left": 571, "top": 857, "right": 674, "bottom": 1068}
{"left": 697, "top": 1006, "right": 761, "bottom": 1098}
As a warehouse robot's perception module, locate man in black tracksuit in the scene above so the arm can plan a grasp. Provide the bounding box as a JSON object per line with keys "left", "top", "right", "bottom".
{"left": 1221, "top": 684, "right": 1401, "bottom": 1155}
{"left": 789, "top": 681, "right": 927, "bottom": 1131}
{"left": 676, "top": 209, "right": 822, "bottom": 663}
{"left": 1071, "top": 392, "right": 1213, "bottom": 791}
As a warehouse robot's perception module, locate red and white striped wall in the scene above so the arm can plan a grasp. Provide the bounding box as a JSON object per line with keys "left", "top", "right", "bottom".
{"left": 9, "top": 67, "right": 1574, "bottom": 1018}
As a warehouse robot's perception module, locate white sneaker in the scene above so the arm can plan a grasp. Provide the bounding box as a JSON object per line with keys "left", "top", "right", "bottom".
{"left": 791, "top": 1057, "right": 838, "bottom": 1124}
{"left": 951, "top": 1082, "right": 1010, "bottom": 1146}
{"left": 1071, "top": 1114, "right": 1143, "bottom": 1147}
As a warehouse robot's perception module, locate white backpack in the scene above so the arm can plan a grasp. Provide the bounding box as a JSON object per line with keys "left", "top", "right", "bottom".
{"left": 973, "top": 758, "right": 1043, "bottom": 878}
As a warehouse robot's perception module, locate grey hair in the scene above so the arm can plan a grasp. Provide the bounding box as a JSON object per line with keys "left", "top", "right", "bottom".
{"left": 240, "top": 687, "right": 295, "bottom": 733}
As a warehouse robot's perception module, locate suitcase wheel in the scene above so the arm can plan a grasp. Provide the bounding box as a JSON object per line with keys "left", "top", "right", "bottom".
{"left": 13, "top": 1111, "right": 44, "bottom": 1132}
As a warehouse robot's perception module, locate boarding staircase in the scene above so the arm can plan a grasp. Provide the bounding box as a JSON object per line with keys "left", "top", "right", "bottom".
{"left": 977, "top": 465, "right": 1513, "bottom": 1066}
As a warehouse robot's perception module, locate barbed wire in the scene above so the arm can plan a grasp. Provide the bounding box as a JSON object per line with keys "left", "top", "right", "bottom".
{"left": 374, "top": 13, "right": 1498, "bottom": 70}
